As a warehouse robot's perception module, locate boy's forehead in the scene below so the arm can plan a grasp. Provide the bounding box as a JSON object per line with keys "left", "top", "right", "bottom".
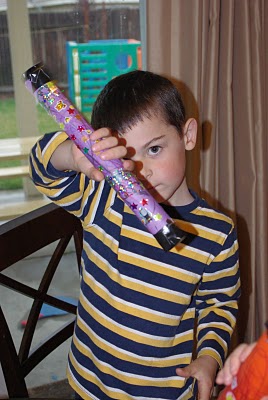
{"left": 124, "top": 115, "right": 165, "bottom": 135}
{"left": 123, "top": 117, "right": 177, "bottom": 148}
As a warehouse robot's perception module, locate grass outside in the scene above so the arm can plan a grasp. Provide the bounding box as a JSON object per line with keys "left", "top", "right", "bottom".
{"left": 0, "top": 97, "right": 59, "bottom": 190}
{"left": 0, "top": 97, "right": 91, "bottom": 190}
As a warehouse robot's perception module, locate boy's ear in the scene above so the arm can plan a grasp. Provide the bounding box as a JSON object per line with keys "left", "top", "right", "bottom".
{"left": 183, "top": 118, "right": 197, "bottom": 150}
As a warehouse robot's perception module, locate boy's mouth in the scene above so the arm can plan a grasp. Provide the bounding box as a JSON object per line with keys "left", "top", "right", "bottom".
{"left": 141, "top": 182, "right": 161, "bottom": 196}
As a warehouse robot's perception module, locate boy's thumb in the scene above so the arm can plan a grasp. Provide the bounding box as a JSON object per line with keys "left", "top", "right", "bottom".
{"left": 175, "top": 367, "right": 191, "bottom": 378}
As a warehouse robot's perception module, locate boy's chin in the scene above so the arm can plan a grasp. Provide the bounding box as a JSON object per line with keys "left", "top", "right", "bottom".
{"left": 149, "top": 189, "right": 166, "bottom": 204}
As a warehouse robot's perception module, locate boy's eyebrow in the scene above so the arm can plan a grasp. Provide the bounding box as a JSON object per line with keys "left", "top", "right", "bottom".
{"left": 142, "top": 135, "right": 166, "bottom": 149}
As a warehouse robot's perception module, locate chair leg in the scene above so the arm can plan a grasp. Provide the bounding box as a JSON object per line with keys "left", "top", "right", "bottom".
{"left": 0, "top": 306, "right": 29, "bottom": 398}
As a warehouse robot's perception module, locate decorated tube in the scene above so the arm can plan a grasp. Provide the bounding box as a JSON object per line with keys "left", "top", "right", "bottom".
{"left": 23, "top": 63, "right": 187, "bottom": 251}
{"left": 218, "top": 324, "right": 268, "bottom": 400}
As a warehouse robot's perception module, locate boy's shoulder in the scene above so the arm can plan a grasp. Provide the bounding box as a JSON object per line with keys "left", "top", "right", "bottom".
{"left": 178, "top": 191, "right": 235, "bottom": 236}
{"left": 196, "top": 197, "right": 234, "bottom": 225}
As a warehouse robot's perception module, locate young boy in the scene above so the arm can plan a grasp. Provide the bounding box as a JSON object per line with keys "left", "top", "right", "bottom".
{"left": 30, "top": 70, "right": 240, "bottom": 400}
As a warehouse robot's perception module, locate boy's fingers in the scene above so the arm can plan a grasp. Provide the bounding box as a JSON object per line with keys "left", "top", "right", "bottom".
{"left": 99, "top": 146, "right": 127, "bottom": 161}
{"left": 83, "top": 166, "right": 104, "bottom": 181}
{"left": 122, "top": 159, "right": 135, "bottom": 171}
{"left": 90, "top": 127, "right": 111, "bottom": 140}
{"left": 92, "top": 136, "right": 118, "bottom": 153}
{"left": 175, "top": 367, "right": 191, "bottom": 378}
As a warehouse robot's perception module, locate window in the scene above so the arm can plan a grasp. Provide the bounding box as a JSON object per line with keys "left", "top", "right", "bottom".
{"left": 0, "top": 0, "right": 143, "bottom": 192}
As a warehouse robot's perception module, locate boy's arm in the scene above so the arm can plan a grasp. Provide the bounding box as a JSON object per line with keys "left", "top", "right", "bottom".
{"left": 176, "top": 224, "right": 240, "bottom": 399}
{"left": 30, "top": 130, "right": 78, "bottom": 186}
{"left": 195, "top": 224, "right": 241, "bottom": 368}
{"left": 29, "top": 129, "right": 132, "bottom": 218}
{"left": 30, "top": 131, "right": 93, "bottom": 220}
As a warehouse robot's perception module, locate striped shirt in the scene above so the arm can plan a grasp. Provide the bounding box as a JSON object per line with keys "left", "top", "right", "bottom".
{"left": 30, "top": 131, "right": 240, "bottom": 400}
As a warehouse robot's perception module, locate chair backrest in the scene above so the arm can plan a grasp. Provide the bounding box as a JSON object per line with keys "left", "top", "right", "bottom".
{"left": 0, "top": 203, "right": 83, "bottom": 398}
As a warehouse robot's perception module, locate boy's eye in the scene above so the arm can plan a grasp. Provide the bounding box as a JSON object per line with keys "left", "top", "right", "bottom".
{"left": 148, "top": 146, "right": 161, "bottom": 156}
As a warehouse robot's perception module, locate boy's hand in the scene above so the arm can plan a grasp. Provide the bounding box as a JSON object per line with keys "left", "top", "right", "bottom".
{"left": 216, "top": 342, "right": 256, "bottom": 386}
{"left": 176, "top": 355, "right": 218, "bottom": 400}
{"left": 51, "top": 128, "right": 134, "bottom": 181}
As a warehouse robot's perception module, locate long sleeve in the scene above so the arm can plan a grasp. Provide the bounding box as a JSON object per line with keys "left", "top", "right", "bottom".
{"left": 29, "top": 130, "right": 99, "bottom": 222}
{"left": 195, "top": 223, "right": 241, "bottom": 368}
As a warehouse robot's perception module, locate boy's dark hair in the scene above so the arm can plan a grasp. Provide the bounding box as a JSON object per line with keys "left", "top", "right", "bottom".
{"left": 91, "top": 70, "right": 186, "bottom": 137}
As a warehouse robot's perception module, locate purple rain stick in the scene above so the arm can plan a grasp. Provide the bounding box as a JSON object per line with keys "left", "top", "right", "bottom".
{"left": 23, "top": 64, "right": 187, "bottom": 250}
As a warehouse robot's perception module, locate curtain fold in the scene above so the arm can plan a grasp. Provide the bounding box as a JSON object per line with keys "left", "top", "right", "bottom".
{"left": 146, "top": 0, "right": 268, "bottom": 344}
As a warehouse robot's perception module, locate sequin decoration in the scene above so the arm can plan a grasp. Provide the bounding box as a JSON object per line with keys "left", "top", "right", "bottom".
{"left": 55, "top": 100, "right": 66, "bottom": 111}
{"left": 141, "top": 198, "right": 148, "bottom": 206}
{"left": 82, "top": 135, "right": 89, "bottom": 143}
{"left": 68, "top": 107, "right": 75, "bottom": 115}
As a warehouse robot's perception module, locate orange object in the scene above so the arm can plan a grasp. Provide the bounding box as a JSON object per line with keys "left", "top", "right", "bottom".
{"left": 218, "top": 327, "right": 268, "bottom": 400}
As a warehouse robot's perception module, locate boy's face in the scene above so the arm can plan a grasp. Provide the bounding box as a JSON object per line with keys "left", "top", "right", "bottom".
{"left": 121, "top": 115, "right": 196, "bottom": 206}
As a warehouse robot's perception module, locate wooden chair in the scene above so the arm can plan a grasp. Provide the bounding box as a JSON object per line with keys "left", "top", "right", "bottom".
{"left": 0, "top": 203, "right": 83, "bottom": 398}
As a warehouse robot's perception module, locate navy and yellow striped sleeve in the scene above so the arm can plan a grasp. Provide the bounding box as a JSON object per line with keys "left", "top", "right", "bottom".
{"left": 29, "top": 131, "right": 98, "bottom": 221}
{"left": 195, "top": 223, "right": 240, "bottom": 368}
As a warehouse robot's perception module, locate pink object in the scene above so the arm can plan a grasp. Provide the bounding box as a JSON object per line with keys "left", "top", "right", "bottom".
{"left": 20, "top": 296, "right": 78, "bottom": 327}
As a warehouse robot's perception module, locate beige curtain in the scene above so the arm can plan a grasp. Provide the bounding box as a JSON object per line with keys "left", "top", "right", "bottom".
{"left": 146, "top": 0, "right": 268, "bottom": 344}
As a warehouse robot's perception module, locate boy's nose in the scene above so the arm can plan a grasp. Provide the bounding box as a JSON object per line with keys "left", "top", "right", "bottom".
{"left": 135, "top": 160, "right": 152, "bottom": 182}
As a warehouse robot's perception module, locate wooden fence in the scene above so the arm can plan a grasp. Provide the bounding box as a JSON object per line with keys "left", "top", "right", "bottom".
{"left": 0, "top": 4, "right": 140, "bottom": 92}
